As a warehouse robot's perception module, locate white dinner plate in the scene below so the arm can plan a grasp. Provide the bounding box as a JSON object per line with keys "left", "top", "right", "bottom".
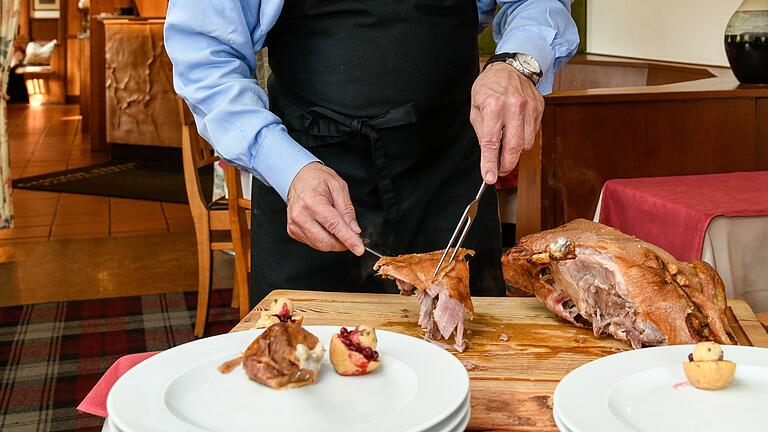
{"left": 108, "top": 326, "right": 469, "bottom": 432}
{"left": 103, "top": 417, "right": 123, "bottom": 432}
{"left": 105, "top": 397, "right": 471, "bottom": 432}
{"left": 552, "top": 406, "right": 572, "bottom": 432}
{"left": 448, "top": 406, "right": 470, "bottom": 432}
{"left": 554, "top": 344, "right": 768, "bottom": 432}
{"left": 430, "top": 393, "right": 469, "bottom": 432}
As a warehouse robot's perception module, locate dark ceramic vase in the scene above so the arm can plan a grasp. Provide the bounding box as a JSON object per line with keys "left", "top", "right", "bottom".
{"left": 725, "top": 0, "right": 768, "bottom": 84}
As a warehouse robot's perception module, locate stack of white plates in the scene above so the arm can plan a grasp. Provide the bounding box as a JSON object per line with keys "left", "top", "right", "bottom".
{"left": 553, "top": 344, "right": 768, "bottom": 432}
{"left": 106, "top": 326, "right": 470, "bottom": 432}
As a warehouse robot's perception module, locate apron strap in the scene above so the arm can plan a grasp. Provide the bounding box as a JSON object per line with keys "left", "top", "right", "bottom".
{"left": 302, "top": 104, "right": 419, "bottom": 222}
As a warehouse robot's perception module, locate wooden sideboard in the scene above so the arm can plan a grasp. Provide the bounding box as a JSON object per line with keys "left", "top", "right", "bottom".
{"left": 88, "top": 16, "right": 180, "bottom": 150}
{"left": 516, "top": 54, "right": 768, "bottom": 239}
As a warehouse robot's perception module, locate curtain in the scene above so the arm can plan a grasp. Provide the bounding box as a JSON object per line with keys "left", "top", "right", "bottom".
{"left": 0, "top": 0, "right": 20, "bottom": 229}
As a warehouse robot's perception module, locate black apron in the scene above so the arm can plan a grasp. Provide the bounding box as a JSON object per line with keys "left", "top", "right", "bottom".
{"left": 250, "top": 0, "right": 505, "bottom": 305}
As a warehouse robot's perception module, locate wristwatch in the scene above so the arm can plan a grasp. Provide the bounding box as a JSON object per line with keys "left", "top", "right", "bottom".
{"left": 484, "top": 53, "right": 543, "bottom": 86}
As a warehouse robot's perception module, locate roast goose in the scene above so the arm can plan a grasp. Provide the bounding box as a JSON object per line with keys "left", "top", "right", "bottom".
{"left": 374, "top": 249, "right": 474, "bottom": 352}
{"left": 502, "top": 219, "right": 736, "bottom": 349}
{"left": 218, "top": 322, "right": 325, "bottom": 389}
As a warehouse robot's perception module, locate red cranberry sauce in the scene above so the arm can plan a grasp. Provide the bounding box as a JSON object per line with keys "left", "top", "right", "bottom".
{"left": 339, "top": 327, "right": 379, "bottom": 361}
{"left": 276, "top": 304, "right": 293, "bottom": 323}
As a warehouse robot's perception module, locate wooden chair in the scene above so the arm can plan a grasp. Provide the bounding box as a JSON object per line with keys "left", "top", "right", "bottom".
{"left": 758, "top": 312, "right": 768, "bottom": 333}
{"left": 178, "top": 98, "right": 234, "bottom": 337}
{"left": 226, "top": 165, "right": 252, "bottom": 319}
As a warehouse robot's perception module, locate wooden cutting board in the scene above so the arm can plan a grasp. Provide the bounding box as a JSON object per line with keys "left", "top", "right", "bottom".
{"left": 232, "top": 290, "right": 768, "bottom": 431}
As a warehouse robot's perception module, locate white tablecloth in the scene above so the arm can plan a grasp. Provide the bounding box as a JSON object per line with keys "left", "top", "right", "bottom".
{"left": 594, "top": 192, "right": 768, "bottom": 313}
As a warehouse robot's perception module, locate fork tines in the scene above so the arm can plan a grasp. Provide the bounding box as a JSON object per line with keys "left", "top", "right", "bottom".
{"left": 432, "top": 182, "right": 489, "bottom": 277}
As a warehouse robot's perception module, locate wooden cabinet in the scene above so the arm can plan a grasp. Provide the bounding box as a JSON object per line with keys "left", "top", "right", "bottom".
{"left": 88, "top": 17, "right": 180, "bottom": 150}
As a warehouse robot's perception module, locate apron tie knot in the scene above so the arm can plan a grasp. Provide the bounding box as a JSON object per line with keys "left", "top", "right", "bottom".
{"left": 349, "top": 118, "right": 364, "bottom": 134}
{"left": 302, "top": 104, "right": 419, "bottom": 222}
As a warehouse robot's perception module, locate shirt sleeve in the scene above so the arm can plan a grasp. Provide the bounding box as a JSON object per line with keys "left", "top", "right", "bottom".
{"left": 164, "top": 0, "right": 319, "bottom": 201}
{"left": 491, "top": 0, "right": 580, "bottom": 95}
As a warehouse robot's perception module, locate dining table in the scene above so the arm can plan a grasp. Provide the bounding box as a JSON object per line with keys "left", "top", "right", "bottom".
{"left": 593, "top": 172, "right": 768, "bottom": 311}
{"left": 232, "top": 289, "right": 768, "bottom": 431}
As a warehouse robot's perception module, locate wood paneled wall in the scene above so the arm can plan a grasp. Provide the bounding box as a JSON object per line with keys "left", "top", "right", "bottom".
{"left": 30, "top": 19, "right": 58, "bottom": 41}
{"left": 64, "top": 0, "right": 84, "bottom": 99}
{"left": 18, "top": 0, "right": 29, "bottom": 39}
{"left": 135, "top": 0, "right": 168, "bottom": 16}
{"left": 90, "top": 0, "right": 115, "bottom": 14}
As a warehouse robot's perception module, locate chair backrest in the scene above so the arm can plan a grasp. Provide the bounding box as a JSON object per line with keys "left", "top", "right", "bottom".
{"left": 178, "top": 97, "right": 219, "bottom": 211}
{"left": 178, "top": 98, "right": 219, "bottom": 169}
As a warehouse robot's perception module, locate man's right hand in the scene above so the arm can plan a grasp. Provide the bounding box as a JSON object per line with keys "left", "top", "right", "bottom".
{"left": 286, "top": 162, "right": 365, "bottom": 256}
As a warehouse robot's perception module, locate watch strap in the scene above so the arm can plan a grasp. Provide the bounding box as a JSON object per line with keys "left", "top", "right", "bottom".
{"left": 484, "top": 52, "right": 542, "bottom": 86}
{"left": 483, "top": 53, "right": 516, "bottom": 70}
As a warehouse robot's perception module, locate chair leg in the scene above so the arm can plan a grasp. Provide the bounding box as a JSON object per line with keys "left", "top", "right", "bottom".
{"left": 234, "top": 248, "right": 250, "bottom": 320}
{"left": 231, "top": 261, "right": 240, "bottom": 309}
{"left": 238, "top": 269, "right": 250, "bottom": 320}
{"left": 194, "top": 240, "right": 212, "bottom": 338}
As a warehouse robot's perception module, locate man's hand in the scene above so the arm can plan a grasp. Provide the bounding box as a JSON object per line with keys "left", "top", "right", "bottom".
{"left": 470, "top": 62, "right": 545, "bottom": 184}
{"left": 286, "top": 162, "right": 365, "bottom": 256}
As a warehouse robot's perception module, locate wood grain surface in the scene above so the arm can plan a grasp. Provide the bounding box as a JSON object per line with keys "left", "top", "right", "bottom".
{"left": 232, "top": 290, "right": 768, "bottom": 431}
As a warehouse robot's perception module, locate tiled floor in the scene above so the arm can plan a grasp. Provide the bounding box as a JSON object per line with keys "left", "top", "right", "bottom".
{"left": 1, "top": 104, "right": 195, "bottom": 242}
{"left": 2, "top": 190, "right": 196, "bottom": 241}
{"left": 1, "top": 104, "right": 230, "bottom": 306}
{"left": 7, "top": 104, "right": 105, "bottom": 178}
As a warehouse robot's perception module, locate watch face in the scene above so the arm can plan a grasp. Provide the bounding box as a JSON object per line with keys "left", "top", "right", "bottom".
{"left": 517, "top": 54, "right": 541, "bottom": 74}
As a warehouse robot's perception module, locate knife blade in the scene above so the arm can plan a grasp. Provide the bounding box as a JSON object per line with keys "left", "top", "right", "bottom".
{"left": 364, "top": 246, "right": 385, "bottom": 258}
{"left": 360, "top": 236, "right": 392, "bottom": 258}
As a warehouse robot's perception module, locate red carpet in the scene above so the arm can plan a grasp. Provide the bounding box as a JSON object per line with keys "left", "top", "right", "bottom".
{"left": 0, "top": 290, "right": 238, "bottom": 431}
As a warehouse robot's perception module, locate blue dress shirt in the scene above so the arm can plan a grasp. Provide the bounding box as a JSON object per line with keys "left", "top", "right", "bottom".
{"left": 164, "top": 1, "right": 579, "bottom": 201}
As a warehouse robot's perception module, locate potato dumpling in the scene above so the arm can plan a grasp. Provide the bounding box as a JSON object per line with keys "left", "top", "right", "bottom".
{"left": 255, "top": 298, "right": 303, "bottom": 328}
{"left": 692, "top": 341, "right": 724, "bottom": 362}
{"left": 683, "top": 342, "right": 736, "bottom": 390}
{"left": 269, "top": 298, "right": 294, "bottom": 316}
{"left": 683, "top": 360, "right": 736, "bottom": 390}
{"left": 330, "top": 326, "right": 381, "bottom": 376}
{"left": 254, "top": 311, "right": 280, "bottom": 329}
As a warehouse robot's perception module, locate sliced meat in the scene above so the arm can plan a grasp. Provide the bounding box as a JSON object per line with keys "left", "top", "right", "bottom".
{"left": 375, "top": 249, "right": 474, "bottom": 351}
{"left": 502, "top": 219, "right": 735, "bottom": 349}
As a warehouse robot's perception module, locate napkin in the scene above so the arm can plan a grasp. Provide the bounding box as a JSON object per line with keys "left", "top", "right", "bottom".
{"left": 77, "top": 352, "right": 160, "bottom": 418}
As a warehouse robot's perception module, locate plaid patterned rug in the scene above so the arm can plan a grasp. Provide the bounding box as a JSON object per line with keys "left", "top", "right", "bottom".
{"left": 0, "top": 290, "right": 238, "bottom": 432}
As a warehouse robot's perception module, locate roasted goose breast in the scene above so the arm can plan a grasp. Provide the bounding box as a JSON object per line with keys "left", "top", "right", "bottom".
{"left": 374, "top": 249, "right": 474, "bottom": 352}
{"left": 502, "top": 219, "right": 735, "bottom": 349}
{"left": 239, "top": 322, "right": 324, "bottom": 389}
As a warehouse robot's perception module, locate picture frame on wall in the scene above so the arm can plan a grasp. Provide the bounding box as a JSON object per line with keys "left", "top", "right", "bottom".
{"left": 32, "top": 0, "right": 61, "bottom": 19}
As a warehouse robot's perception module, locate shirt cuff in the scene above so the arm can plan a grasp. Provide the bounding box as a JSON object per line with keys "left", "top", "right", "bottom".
{"left": 495, "top": 29, "right": 556, "bottom": 94}
{"left": 250, "top": 124, "right": 320, "bottom": 202}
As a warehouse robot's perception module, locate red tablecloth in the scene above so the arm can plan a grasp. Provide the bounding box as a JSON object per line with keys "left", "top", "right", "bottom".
{"left": 598, "top": 171, "right": 768, "bottom": 261}
{"left": 497, "top": 167, "right": 518, "bottom": 189}
{"left": 77, "top": 352, "right": 160, "bottom": 418}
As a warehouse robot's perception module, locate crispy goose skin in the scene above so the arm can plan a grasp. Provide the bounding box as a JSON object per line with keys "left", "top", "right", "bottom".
{"left": 219, "top": 322, "right": 324, "bottom": 389}
{"left": 374, "top": 249, "right": 474, "bottom": 351}
{"left": 502, "top": 219, "right": 735, "bottom": 348}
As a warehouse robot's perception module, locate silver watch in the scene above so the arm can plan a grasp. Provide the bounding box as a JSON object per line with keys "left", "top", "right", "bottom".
{"left": 505, "top": 53, "right": 543, "bottom": 86}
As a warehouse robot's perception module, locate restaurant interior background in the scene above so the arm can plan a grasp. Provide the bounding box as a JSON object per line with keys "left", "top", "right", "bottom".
{"left": 0, "top": 0, "right": 767, "bottom": 430}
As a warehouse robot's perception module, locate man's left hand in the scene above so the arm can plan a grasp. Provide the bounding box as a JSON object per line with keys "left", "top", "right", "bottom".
{"left": 470, "top": 62, "right": 544, "bottom": 184}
